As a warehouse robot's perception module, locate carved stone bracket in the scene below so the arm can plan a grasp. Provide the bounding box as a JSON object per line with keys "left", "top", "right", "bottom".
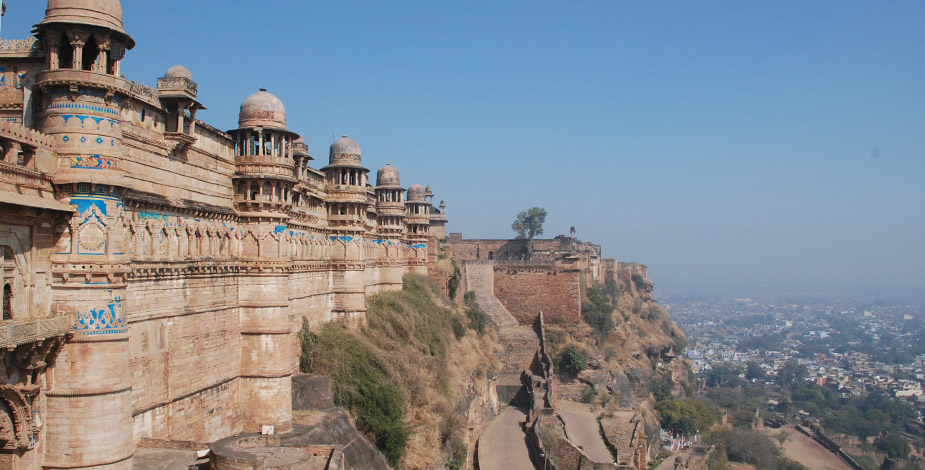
{"left": 0, "top": 385, "right": 32, "bottom": 451}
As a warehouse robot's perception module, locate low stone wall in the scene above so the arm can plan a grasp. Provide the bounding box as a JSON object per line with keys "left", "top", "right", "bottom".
{"left": 138, "top": 437, "right": 208, "bottom": 451}
{"left": 210, "top": 434, "right": 316, "bottom": 470}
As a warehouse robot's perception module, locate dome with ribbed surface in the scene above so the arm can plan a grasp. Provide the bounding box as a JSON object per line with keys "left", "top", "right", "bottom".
{"left": 329, "top": 135, "right": 362, "bottom": 166}
{"left": 376, "top": 164, "right": 400, "bottom": 187}
{"left": 407, "top": 184, "right": 426, "bottom": 202}
{"left": 39, "top": 0, "right": 134, "bottom": 48}
{"left": 165, "top": 65, "right": 192, "bottom": 80}
{"left": 239, "top": 89, "right": 286, "bottom": 129}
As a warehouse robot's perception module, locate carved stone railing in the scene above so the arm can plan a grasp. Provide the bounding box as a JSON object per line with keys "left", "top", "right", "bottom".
{"left": 0, "top": 316, "right": 71, "bottom": 349}
{"left": 128, "top": 81, "right": 159, "bottom": 103}
{"left": 156, "top": 76, "right": 198, "bottom": 96}
{"left": 0, "top": 38, "right": 40, "bottom": 58}
{"left": 292, "top": 141, "right": 309, "bottom": 156}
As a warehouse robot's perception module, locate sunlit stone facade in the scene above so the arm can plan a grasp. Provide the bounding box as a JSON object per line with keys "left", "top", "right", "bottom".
{"left": 0, "top": 1, "right": 447, "bottom": 467}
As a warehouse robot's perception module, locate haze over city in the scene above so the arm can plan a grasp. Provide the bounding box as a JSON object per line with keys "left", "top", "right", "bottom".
{"left": 7, "top": 0, "right": 922, "bottom": 295}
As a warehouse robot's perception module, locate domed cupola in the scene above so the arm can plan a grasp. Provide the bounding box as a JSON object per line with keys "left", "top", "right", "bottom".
{"left": 376, "top": 164, "right": 400, "bottom": 188}
{"left": 329, "top": 135, "right": 362, "bottom": 167}
{"left": 228, "top": 89, "right": 300, "bottom": 221}
{"left": 36, "top": 0, "right": 134, "bottom": 49}
{"left": 238, "top": 88, "right": 287, "bottom": 129}
{"left": 164, "top": 64, "right": 192, "bottom": 80}
{"left": 407, "top": 184, "right": 426, "bottom": 202}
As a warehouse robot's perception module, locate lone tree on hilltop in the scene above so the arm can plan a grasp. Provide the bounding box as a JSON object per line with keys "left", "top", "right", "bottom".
{"left": 773, "top": 429, "right": 792, "bottom": 449}
{"left": 511, "top": 207, "right": 547, "bottom": 259}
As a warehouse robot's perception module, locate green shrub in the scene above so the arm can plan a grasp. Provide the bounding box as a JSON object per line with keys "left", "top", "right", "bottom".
{"left": 876, "top": 433, "right": 911, "bottom": 460}
{"left": 451, "top": 315, "right": 466, "bottom": 340}
{"left": 850, "top": 454, "right": 878, "bottom": 470}
{"left": 462, "top": 291, "right": 488, "bottom": 335}
{"left": 650, "top": 374, "right": 674, "bottom": 402}
{"left": 306, "top": 323, "right": 409, "bottom": 466}
{"left": 583, "top": 286, "right": 615, "bottom": 337}
{"left": 297, "top": 317, "right": 317, "bottom": 373}
{"left": 632, "top": 273, "right": 648, "bottom": 291}
{"left": 558, "top": 345, "right": 587, "bottom": 376}
{"left": 582, "top": 385, "right": 598, "bottom": 403}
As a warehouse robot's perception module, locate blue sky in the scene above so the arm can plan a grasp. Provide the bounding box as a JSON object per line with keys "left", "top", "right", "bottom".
{"left": 6, "top": 1, "right": 924, "bottom": 295}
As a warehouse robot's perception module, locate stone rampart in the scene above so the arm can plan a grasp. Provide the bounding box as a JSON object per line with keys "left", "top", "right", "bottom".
{"left": 493, "top": 262, "right": 582, "bottom": 324}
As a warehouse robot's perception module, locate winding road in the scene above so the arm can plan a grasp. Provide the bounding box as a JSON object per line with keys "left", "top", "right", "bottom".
{"left": 477, "top": 407, "right": 534, "bottom": 470}
{"left": 557, "top": 401, "right": 613, "bottom": 464}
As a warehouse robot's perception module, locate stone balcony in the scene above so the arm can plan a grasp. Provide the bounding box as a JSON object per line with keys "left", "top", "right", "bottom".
{"left": 156, "top": 76, "right": 198, "bottom": 99}
{"left": 0, "top": 316, "right": 71, "bottom": 349}
{"left": 234, "top": 195, "right": 292, "bottom": 217}
{"left": 234, "top": 155, "right": 296, "bottom": 181}
{"left": 326, "top": 185, "right": 369, "bottom": 204}
{"left": 376, "top": 201, "right": 405, "bottom": 215}
{"left": 406, "top": 214, "right": 430, "bottom": 225}
{"left": 35, "top": 69, "right": 131, "bottom": 95}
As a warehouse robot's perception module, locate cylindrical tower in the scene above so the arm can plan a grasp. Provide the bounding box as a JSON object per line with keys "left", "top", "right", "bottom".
{"left": 375, "top": 164, "right": 405, "bottom": 238}
{"left": 227, "top": 89, "right": 299, "bottom": 434}
{"left": 405, "top": 184, "right": 431, "bottom": 273}
{"left": 32, "top": 1, "right": 135, "bottom": 468}
{"left": 375, "top": 164, "right": 406, "bottom": 289}
{"left": 322, "top": 136, "right": 370, "bottom": 324}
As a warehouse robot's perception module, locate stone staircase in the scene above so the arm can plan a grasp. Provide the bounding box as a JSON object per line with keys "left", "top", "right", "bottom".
{"left": 464, "top": 262, "right": 539, "bottom": 375}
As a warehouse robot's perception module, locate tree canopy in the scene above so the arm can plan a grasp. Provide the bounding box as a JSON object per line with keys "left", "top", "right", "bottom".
{"left": 512, "top": 207, "right": 547, "bottom": 240}
{"left": 775, "top": 359, "right": 807, "bottom": 388}
{"left": 704, "top": 362, "right": 743, "bottom": 388}
{"left": 655, "top": 398, "right": 719, "bottom": 438}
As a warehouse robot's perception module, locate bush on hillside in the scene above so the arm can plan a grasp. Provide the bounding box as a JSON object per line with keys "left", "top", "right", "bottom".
{"left": 557, "top": 345, "right": 587, "bottom": 377}
{"left": 656, "top": 399, "right": 719, "bottom": 439}
{"left": 583, "top": 286, "right": 615, "bottom": 337}
{"left": 877, "top": 433, "right": 911, "bottom": 460}
{"left": 649, "top": 374, "right": 674, "bottom": 402}
{"left": 301, "top": 323, "right": 409, "bottom": 466}
{"left": 300, "top": 275, "right": 475, "bottom": 467}
{"left": 462, "top": 291, "right": 488, "bottom": 335}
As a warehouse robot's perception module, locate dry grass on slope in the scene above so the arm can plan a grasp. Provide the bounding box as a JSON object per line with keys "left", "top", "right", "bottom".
{"left": 302, "top": 275, "right": 500, "bottom": 469}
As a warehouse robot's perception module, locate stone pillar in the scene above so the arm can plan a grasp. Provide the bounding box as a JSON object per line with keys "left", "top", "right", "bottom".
{"left": 71, "top": 37, "right": 84, "bottom": 70}
{"left": 177, "top": 103, "right": 185, "bottom": 135}
{"left": 48, "top": 41, "right": 59, "bottom": 70}
{"left": 238, "top": 267, "right": 292, "bottom": 433}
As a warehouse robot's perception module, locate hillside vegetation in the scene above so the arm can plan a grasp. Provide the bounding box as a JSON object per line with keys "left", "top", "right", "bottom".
{"left": 299, "top": 275, "right": 500, "bottom": 468}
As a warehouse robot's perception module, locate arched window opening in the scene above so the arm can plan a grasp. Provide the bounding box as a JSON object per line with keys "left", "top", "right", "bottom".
{"left": 2, "top": 284, "right": 11, "bottom": 320}
{"left": 59, "top": 32, "right": 74, "bottom": 69}
{"left": 82, "top": 35, "right": 99, "bottom": 71}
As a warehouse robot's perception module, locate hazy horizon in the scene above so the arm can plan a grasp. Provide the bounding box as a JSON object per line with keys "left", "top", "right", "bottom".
{"left": 6, "top": 1, "right": 923, "bottom": 296}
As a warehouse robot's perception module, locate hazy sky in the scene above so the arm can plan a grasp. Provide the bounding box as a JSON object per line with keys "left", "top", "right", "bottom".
{"left": 6, "top": 1, "right": 924, "bottom": 294}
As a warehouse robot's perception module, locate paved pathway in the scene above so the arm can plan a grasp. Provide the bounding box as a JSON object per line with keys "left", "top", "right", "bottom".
{"left": 654, "top": 449, "right": 691, "bottom": 470}
{"left": 477, "top": 407, "right": 534, "bottom": 470}
{"left": 557, "top": 401, "right": 613, "bottom": 464}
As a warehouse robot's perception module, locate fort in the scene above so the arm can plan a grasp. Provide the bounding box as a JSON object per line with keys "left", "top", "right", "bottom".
{"left": 0, "top": 1, "right": 448, "bottom": 468}
{"left": 0, "top": 2, "right": 671, "bottom": 469}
